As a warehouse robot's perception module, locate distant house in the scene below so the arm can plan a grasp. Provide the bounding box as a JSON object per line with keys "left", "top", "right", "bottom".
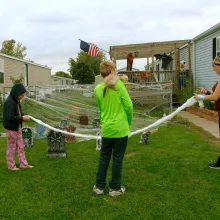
{"left": 0, "top": 53, "right": 51, "bottom": 91}
{"left": 51, "top": 75, "right": 77, "bottom": 86}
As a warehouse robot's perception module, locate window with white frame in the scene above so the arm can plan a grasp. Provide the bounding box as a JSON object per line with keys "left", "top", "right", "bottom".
{"left": 217, "top": 36, "right": 220, "bottom": 57}
{"left": 213, "top": 36, "right": 220, "bottom": 58}
{"left": 0, "top": 59, "right": 4, "bottom": 84}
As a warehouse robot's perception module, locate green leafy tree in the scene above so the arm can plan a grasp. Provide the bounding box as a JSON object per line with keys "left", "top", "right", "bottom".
{"left": 69, "top": 52, "right": 106, "bottom": 84}
{"left": 75, "top": 62, "right": 94, "bottom": 84}
{"left": 55, "top": 71, "right": 72, "bottom": 78}
{"left": 0, "top": 39, "right": 27, "bottom": 59}
{"left": 69, "top": 58, "right": 77, "bottom": 80}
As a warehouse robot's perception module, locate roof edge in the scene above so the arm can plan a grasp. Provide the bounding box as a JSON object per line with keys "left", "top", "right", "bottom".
{"left": 193, "top": 23, "right": 220, "bottom": 41}
{"left": 0, "top": 53, "right": 51, "bottom": 69}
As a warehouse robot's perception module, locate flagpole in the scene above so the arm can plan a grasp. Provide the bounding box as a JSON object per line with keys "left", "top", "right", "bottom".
{"left": 78, "top": 39, "right": 109, "bottom": 54}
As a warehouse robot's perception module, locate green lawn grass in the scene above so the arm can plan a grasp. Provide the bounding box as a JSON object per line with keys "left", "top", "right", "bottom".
{"left": 1, "top": 122, "right": 220, "bottom": 219}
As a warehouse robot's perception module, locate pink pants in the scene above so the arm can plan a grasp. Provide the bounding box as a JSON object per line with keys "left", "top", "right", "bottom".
{"left": 5, "top": 129, "right": 29, "bottom": 169}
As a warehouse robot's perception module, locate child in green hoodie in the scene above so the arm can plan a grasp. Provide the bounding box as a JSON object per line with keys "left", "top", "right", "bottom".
{"left": 93, "top": 61, "right": 133, "bottom": 197}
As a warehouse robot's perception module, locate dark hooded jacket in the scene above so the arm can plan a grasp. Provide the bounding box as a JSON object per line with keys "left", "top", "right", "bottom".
{"left": 3, "top": 84, "right": 27, "bottom": 131}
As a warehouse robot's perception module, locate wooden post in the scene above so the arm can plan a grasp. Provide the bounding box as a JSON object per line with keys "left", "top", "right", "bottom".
{"left": 177, "top": 47, "right": 180, "bottom": 89}
{"left": 152, "top": 53, "right": 158, "bottom": 81}
{"left": 170, "top": 51, "right": 173, "bottom": 70}
{"left": 169, "top": 51, "right": 173, "bottom": 81}
{"left": 188, "top": 41, "right": 193, "bottom": 92}
{"left": 113, "top": 49, "right": 116, "bottom": 65}
{"left": 152, "top": 54, "right": 154, "bottom": 72}
{"left": 147, "top": 57, "right": 149, "bottom": 70}
{"left": 174, "top": 44, "right": 178, "bottom": 89}
{"left": 188, "top": 41, "right": 192, "bottom": 79}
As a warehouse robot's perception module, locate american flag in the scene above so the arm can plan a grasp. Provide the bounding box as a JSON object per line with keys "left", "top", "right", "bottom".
{"left": 89, "top": 43, "right": 100, "bottom": 56}
{"left": 80, "top": 40, "right": 100, "bottom": 56}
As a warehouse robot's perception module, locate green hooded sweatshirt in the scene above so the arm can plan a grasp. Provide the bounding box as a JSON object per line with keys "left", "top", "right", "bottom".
{"left": 94, "top": 80, "right": 133, "bottom": 138}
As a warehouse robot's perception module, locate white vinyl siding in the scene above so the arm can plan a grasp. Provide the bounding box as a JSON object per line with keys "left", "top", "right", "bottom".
{"left": 194, "top": 29, "right": 220, "bottom": 90}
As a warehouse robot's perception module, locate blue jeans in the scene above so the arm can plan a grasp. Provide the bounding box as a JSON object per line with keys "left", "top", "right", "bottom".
{"left": 96, "top": 136, "right": 128, "bottom": 190}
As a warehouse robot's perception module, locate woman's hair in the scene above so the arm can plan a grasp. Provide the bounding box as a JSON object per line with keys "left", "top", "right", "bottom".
{"left": 213, "top": 56, "right": 220, "bottom": 66}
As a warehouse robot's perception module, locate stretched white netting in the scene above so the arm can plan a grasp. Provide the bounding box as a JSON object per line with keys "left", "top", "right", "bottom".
{"left": 16, "top": 84, "right": 167, "bottom": 142}
{"left": 2, "top": 82, "right": 185, "bottom": 142}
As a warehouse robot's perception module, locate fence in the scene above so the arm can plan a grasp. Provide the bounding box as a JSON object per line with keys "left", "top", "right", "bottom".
{"left": 125, "top": 81, "right": 173, "bottom": 113}
{"left": 1, "top": 82, "right": 173, "bottom": 114}
{"left": 1, "top": 84, "right": 95, "bottom": 102}
{"left": 119, "top": 70, "right": 191, "bottom": 90}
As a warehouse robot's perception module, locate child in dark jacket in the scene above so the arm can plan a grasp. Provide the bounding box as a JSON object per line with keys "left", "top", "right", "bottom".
{"left": 3, "top": 84, "right": 33, "bottom": 171}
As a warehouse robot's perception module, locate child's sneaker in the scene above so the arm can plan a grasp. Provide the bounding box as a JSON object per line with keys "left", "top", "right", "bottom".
{"left": 209, "top": 163, "right": 220, "bottom": 169}
{"left": 209, "top": 156, "right": 220, "bottom": 169}
{"left": 109, "top": 186, "right": 126, "bottom": 197}
{"left": 93, "top": 185, "right": 104, "bottom": 195}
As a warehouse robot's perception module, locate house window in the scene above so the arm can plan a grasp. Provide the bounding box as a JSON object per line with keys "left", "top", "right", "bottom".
{"left": 213, "top": 36, "right": 220, "bottom": 58}
{"left": 217, "top": 36, "right": 220, "bottom": 56}
{"left": 0, "top": 59, "right": 4, "bottom": 84}
{"left": 0, "top": 72, "right": 4, "bottom": 83}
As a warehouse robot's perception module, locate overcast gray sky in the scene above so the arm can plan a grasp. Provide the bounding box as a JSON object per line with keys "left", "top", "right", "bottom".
{"left": 0, "top": 0, "right": 219, "bottom": 73}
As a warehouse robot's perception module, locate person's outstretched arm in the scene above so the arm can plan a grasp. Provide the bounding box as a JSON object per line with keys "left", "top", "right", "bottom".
{"left": 196, "top": 83, "right": 220, "bottom": 101}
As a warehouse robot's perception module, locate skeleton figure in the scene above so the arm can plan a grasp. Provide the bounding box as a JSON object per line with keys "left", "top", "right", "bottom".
{"left": 60, "top": 119, "right": 69, "bottom": 130}
{"left": 140, "top": 132, "right": 150, "bottom": 144}
{"left": 92, "top": 118, "right": 100, "bottom": 129}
